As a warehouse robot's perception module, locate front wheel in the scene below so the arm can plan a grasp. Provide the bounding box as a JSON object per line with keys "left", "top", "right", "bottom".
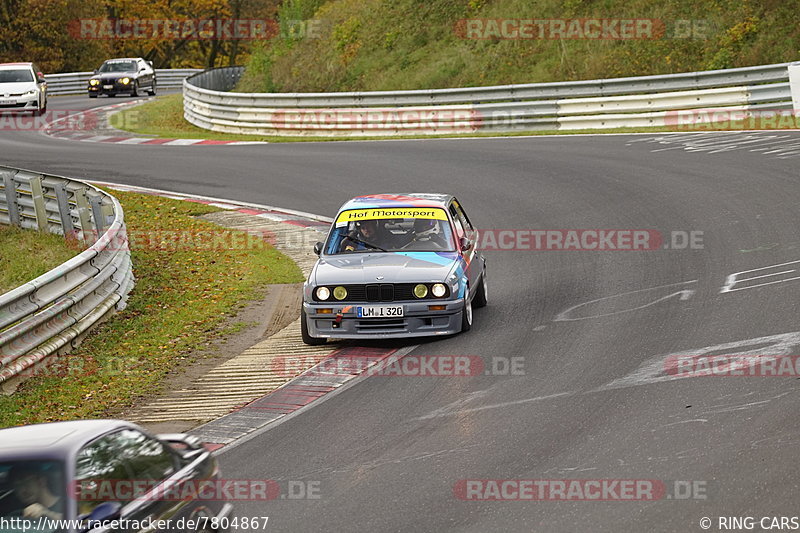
{"left": 147, "top": 81, "right": 156, "bottom": 96}
{"left": 461, "top": 298, "right": 472, "bottom": 332}
{"left": 473, "top": 271, "right": 487, "bottom": 308}
{"left": 301, "top": 309, "right": 326, "bottom": 346}
{"left": 89, "top": 93, "right": 98, "bottom": 98}
{"left": 131, "top": 81, "right": 139, "bottom": 97}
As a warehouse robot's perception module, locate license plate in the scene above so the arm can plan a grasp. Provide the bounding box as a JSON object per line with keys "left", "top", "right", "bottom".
{"left": 357, "top": 305, "right": 403, "bottom": 318}
{"left": 0, "top": 100, "right": 14, "bottom": 105}
{"left": 103, "top": 85, "right": 113, "bottom": 89}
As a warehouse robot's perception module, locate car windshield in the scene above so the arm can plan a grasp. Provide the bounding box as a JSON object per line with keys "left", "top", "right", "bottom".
{"left": 97, "top": 61, "right": 136, "bottom": 73}
{"left": 0, "top": 70, "right": 33, "bottom": 83}
{"left": 325, "top": 208, "right": 455, "bottom": 254}
{"left": 0, "top": 460, "right": 65, "bottom": 530}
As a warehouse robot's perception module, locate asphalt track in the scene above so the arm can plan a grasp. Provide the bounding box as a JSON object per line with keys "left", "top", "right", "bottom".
{"left": 3, "top": 95, "right": 800, "bottom": 532}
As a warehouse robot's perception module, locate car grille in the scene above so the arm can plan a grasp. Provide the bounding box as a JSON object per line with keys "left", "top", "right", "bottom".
{"left": 314, "top": 283, "right": 428, "bottom": 302}
{"left": 0, "top": 102, "right": 26, "bottom": 108}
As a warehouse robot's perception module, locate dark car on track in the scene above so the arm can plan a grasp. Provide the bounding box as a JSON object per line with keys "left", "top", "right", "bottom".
{"left": 88, "top": 58, "right": 156, "bottom": 98}
{"left": 302, "top": 193, "right": 487, "bottom": 344}
{"left": 0, "top": 419, "right": 232, "bottom": 532}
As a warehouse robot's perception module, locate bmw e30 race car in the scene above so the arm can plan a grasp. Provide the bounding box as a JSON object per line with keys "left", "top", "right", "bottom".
{"left": 301, "top": 193, "right": 487, "bottom": 345}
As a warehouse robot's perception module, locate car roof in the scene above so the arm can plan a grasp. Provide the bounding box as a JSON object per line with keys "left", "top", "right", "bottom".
{"left": 103, "top": 58, "right": 142, "bottom": 62}
{"left": 338, "top": 193, "right": 454, "bottom": 212}
{"left": 0, "top": 63, "right": 33, "bottom": 69}
{"left": 0, "top": 420, "right": 133, "bottom": 459}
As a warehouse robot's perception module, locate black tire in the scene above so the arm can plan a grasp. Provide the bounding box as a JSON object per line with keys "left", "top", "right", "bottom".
{"left": 89, "top": 93, "right": 98, "bottom": 98}
{"left": 461, "top": 297, "right": 473, "bottom": 332}
{"left": 131, "top": 81, "right": 139, "bottom": 97}
{"left": 108, "top": 93, "right": 115, "bottom": 97}
{"left": 147, "top": 81, "right": 156, "bottom": 96}
{"left": 301, "top": 309, "right": 326, "bottom": 346}
{"left": 473, "top": 270, "right": 487, "bottom": 308}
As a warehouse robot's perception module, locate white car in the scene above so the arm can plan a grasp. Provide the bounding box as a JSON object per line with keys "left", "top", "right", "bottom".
{"left": 0, "top": 63, "right": 47, "bottom": 116}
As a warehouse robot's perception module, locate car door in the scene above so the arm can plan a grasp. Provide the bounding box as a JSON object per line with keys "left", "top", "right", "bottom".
{"left": 449, "top": 198, "right": 482, "bottom": 298}
{"left": 137, "top": 60, "right": 152, "bottom": 88}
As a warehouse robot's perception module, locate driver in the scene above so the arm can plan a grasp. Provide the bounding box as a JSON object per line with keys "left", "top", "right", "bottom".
{"left": 339, "top": 219, "right": 381, "bottom": 252}
{"left": 8, "top": 465, "right": 63, "bottom": 520}
{"left": 404, "top": 218, "right": 448, "bottom": 249}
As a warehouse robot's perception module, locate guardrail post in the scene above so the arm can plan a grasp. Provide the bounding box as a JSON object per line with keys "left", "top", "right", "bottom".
{"left": 1, "top": 169, "right": 20, "bottom": 226}
{"left": 89, "top": 195, "right": 105, "bottom": 235}
{"left": 789, "top": 63, "right": 800, "bottom": 112}
{"left": 53, "top": 181, "right": 75, "bottom": 237}
{"left": 74, "top": 186, "right": 93, "bottom": 242}
{"left": 27, "top": 175, "right": 49, "bottom": 232}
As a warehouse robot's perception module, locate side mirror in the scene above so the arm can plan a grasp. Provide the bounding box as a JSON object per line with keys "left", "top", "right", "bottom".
{"left": 157, "top": 433, "right": 205, "bottom": 460}
{"left": 460, "top": 237, "right": 473, "bottom": 251}
{"left": 93, "top": 69, "right": 98, "bottom": 74}
{"left": 313, "top": 242, "right": 323, "bottom": 256}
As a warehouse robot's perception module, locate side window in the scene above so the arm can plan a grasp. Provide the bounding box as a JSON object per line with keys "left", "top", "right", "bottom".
{"left": 74, "top": 430, "right": 176, "bottom": 516}
{"left": 114, "top": 429, "right": 176, "bottom": 481}
{"left": 449, "top": 206, "right": 465, "bottom": 239}
{"left": 75, "top": 434, "right": 133, "bottom": 516}
{"left": 450, "top": 200, "right": 474, "bottom": 242}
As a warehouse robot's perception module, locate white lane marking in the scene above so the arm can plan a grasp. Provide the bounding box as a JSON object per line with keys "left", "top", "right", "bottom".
{"left": 554, "top": 280, "right": 696, "bottom": 322}
{"left": 632, "top": 131, "right": 800, "bottom": 159}
{"left": 720, "top": 259, "right": 800, "bottom": 293}
{"left": 654, "top": 419, "right": 708, "bottom": 430}
{"left": 413, "top": 330, "right": 800, "bottom": 421}
{"left": 162, "top": 139, "right": 203, "bottom": 146}
{"left": 115, "top": 138, "right": 150, "bottom": 144}
{"left": 596, "top": 330, "right": 800, "bottom": 391}
{"left": 413, "top": 391, "right": 575, "bottom": 420}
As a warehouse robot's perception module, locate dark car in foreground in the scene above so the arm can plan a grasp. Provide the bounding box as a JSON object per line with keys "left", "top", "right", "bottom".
{"left": 0, "top": 420, "right": 232, "bottom": 532}
{"left": 88, "top": 58, "right": 156, "bottom": 98}
{"left": 301, "top": 193, "right": 487, "bottom": 344}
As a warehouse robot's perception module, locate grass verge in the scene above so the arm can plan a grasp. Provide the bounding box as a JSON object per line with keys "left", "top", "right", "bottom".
{"left": 0, "top": 225, "right": 81, "bottom": 294}
{"left": 113, "top": 93, "right": 681, "bottom": 143}
{"left": 0, "top": 189, "right": 303, "bottom": 427}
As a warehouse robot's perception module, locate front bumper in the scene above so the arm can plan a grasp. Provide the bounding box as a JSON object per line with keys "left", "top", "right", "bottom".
{"left": 0, "top": 93, "right": 39, "bottom": 112}
{"left": 304, "top": 298, "right": 464, "bottom": 339}
{"left": 88, "top": 81, "right": 134, "bottom": 95}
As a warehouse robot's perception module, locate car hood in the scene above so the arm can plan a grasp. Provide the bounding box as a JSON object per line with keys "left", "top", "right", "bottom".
{"left": 313, "top": 251, "right": 459, "bottom": 285}
{"left": 0, "top": 82, "right": 36, "bottom": 94}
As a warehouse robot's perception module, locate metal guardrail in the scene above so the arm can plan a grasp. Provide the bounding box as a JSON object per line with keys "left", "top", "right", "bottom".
{"left": 183, "top": 63, "right": 796, "bottom": 136}
{"left": 46, "top": 69, "right": 202, "bottom": 96}
{"left": 0, "top": 166, "right": 134, "bottom": 392}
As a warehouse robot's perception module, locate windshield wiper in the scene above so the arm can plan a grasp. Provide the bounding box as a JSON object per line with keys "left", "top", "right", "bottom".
{"left": 343, "top": 235, "right": 388, "bottom": 252}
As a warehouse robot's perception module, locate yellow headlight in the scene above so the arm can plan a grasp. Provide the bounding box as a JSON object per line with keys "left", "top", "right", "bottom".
{"left": 89, "top": 79, "right": 99, "bottom": 86}
{"left": 333, "top": 286, "right": 347, "bottom": 300}
{"left": 121, "top": 77, "right": 130, "bottom": 84}
{"left": 414, "top": 284, "right": 428, "bottom": 298}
